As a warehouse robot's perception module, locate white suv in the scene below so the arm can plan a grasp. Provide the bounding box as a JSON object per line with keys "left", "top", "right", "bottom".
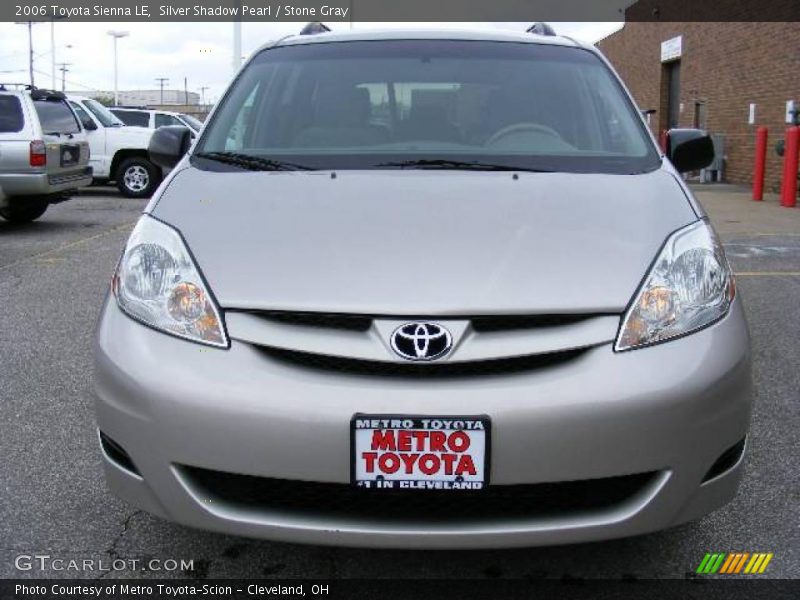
{"left": 67, "top": 96, "right": 161, "bottom": 198}
{"left": 110, "top": 107, "right": 203, "bottom": 134}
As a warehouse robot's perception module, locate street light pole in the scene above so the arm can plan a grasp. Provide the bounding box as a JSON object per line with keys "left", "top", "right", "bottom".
{"left": 232, "top": 0, "right": 242, "bottom": 74}
{"left": 107, "top": 30, "right": 129, "bottom": 106}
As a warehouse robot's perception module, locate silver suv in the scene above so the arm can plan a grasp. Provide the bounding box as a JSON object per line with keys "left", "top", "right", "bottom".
{"left": 0, "top": 85, "right": 92, "bottom": 223}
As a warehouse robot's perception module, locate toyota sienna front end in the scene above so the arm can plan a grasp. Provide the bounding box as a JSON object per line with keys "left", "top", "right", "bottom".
{"left": 93, "top": 27, "right": 752, "bottom": 548}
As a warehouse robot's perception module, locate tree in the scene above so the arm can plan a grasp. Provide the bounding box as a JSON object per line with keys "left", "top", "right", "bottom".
{"left": 93, "top": 93, "right": 115, "bottom": 107}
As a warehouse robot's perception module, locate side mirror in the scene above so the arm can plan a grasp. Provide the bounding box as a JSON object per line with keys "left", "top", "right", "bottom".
{"left": 148, "top": 125, "right": 192, "bottom": 170}
{"left": 82, "top": 118, "right": 97, "bottom": 131}
{"left": 666, "top": 128, "right": 714, "bottom": 173}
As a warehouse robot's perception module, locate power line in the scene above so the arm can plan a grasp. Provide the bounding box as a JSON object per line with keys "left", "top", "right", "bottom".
{"left": 32, "top": 67, "right": 99, "bottom": 92}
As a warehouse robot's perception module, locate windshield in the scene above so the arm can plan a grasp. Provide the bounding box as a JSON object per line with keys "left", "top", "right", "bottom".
{"left": 180, "top": 114, "right": 203, "bottom": 131}
{"left": 83, "top": 99, "right": 125, "bottom": 127}
{"left": 196, "top": 40, "right": 659, "bottom": 174}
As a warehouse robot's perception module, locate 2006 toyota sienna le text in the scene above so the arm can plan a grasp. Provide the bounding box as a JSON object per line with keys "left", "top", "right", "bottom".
{"left": 93, "top": 27, "right": 752, "bottom": 548}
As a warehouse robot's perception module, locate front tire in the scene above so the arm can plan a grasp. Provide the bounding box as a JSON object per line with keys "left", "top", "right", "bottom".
{"left": 116, "top": 157, "right": 161, "bottom": 198}
{"left": 0, "top": 201, "right": 48, "bottom": 223}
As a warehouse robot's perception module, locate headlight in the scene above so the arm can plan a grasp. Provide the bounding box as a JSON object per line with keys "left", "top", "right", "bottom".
{"left": 615, "top": 219, "right": 734, "bottom": 351}
{"left": 112, "top": 215, "right": 228, "bottom": 348}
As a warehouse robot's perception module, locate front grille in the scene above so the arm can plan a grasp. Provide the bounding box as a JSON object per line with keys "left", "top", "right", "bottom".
{"left": 237, "top": 310, "right": 611, "bottom": 334}
{"left": 258, "top": 346, "right": 588, "bottom": 378}
{"left": 471, "top": 313, "right": 611, "bottom": 333}
{"left": 181, "top": 466, "right": 657, "bottom": 523}
{"left": 245, "top": 310, "right": 372, "bottom": 332}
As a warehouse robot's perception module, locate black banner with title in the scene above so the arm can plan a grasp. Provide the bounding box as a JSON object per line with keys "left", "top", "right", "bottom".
{"left": 3, "top": 0, "right": 799, "bottom": 22}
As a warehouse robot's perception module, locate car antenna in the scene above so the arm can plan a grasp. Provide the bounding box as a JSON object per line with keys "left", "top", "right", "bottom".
{"left": 526, "top": 23, "right": 557, "bottom": 36}
{"left": 299, "top": 22, "right": 331, "bottom": 36}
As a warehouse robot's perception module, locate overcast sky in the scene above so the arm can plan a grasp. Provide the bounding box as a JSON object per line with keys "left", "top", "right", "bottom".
{"left": 0, "top": 21, "right": 622, "bottom": 104}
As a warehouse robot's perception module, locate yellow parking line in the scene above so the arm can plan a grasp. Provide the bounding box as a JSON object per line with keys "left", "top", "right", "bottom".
{"left": 0, "top": 221, "right": 135, "bottom": 272}
{"left": 743, "top": 233, "right": 800, "bottom": 237}
{"left": 735, "top": 271, "right": 800, "bottom": 277}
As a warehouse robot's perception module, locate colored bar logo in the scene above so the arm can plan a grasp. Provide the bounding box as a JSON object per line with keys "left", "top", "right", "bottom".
{"left": 696, "top": 552, "right": 773, "bottom": 574}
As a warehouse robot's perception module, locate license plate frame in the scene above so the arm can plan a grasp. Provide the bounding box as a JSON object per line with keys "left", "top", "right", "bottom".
{"left": 350, "top": 414, "right": 491, "bottom": 491}
{"left": 60, "top": 144, "right": 79, "bottom": 167}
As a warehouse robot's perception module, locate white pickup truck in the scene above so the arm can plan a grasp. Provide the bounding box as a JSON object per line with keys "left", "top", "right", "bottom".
{"left": 67, "top": 95, "right": 161, "bottom": 198}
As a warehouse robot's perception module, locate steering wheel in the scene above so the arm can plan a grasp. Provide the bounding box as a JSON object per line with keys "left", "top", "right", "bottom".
{"left": 486, "top": 122, "right": 562, "bottom": 146}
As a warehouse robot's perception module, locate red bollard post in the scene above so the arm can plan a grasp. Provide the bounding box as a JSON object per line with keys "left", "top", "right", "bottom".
{"left": 658, "top": 130, "right": 668, "bottom": 153}
{"left": 752, "top": 127, "right": 768, "bottom": 201}
{"left": 780, "top": 126, "right": 799, "bottom": 207}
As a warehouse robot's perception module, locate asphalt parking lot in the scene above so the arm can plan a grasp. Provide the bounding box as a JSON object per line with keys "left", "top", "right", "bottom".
{"left": 0, "top": 185, "right": 798, "bottom": 580}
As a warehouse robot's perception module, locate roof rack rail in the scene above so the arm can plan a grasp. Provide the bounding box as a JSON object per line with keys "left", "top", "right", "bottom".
{"left": 0, "top": 83, "right": 34, "bottom": 90}
{"left": 526, "top": 23, "right": 557, "bottom": 36}
{"left": 0, "top": 83, "right": 65, "bottom": 100}
{"left": 299, "top": 22, "right": 331, "bottom": 36}
{"left": 29, "top": 88, "right": 65, "bottom": 101}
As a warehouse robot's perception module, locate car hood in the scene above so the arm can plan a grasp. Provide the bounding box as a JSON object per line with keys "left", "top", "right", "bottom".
{"left": 151, "top": 166, "right": 696, "bottom": 314}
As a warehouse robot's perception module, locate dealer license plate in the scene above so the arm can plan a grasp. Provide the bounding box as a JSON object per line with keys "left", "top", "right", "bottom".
{"left": 351, "top": 414, "right": 490, "bottom": 491}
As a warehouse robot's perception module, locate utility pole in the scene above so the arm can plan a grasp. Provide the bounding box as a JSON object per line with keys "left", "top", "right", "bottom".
{"left": 198, "top": 86, "right": 209, "bottom": 107}
{"left": 155, "top": 77, "right": 169, "bottom": 105}
{"left": 27, "top": 22, "right": 34, "bottom": 86}
{"left": 57, "top": 63, "right": 71, "bottom": 92}
{"left": 184, "top": 77, "right": 188, "bottom": 105}
{"left": 107, "top": 30, "right": 129, "bottom": 106}
{"left": 14, "top": 21, "right": 40, "bottom": 87}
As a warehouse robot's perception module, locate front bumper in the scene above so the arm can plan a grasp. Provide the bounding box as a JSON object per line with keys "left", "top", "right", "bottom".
{"left": 94, "top": 298, "right": 752, "bottom": 548}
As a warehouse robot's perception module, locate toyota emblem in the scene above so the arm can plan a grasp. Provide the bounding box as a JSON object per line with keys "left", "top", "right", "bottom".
{"left": 390, "top": 322, "right": 453, "bottom": 361}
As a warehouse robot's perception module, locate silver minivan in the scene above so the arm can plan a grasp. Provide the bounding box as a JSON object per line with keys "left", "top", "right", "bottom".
{"left": 0, "top": 85, "right": 91, "bottom": 222}
{"left": 94, "top": 26, "right": 752, "bottom": 548}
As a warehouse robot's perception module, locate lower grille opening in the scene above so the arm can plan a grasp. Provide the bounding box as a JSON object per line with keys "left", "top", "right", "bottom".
{"left": 99, "top": 431, "right": 140, "bottom": 477}
{"left": 702, "top": 438, "right": 746, "bottom": 482}
{"left": 257, "top": 346, "right": 588, "bottom": 378}
{"left": 180, "top": 466, "right": 658, "bottom": 523}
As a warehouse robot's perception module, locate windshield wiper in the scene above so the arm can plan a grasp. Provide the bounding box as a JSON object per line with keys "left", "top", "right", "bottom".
{"left": 377, "top": 159, "right": 552, "bottom": 172}
{"left": 194, "top": 151, "right": 314, "bottom": 172}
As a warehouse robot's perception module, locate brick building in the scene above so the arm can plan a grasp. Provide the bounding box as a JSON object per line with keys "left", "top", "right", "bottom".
{"left": 598, "top": 19, "right": 800, "bottom": 192}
